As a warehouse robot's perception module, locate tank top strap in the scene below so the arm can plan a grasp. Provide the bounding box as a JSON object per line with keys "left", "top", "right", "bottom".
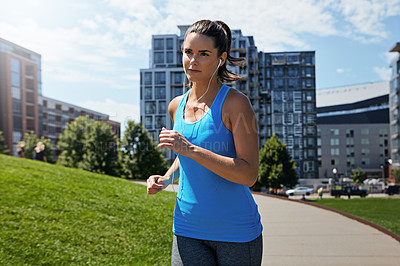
{"left": 210, "top": 84, "right": 231, "bottom": 115}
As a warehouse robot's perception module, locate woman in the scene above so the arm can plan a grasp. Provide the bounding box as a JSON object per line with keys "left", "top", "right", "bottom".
{"left": 147, "top": 20, "right": 263, "bottom": 265}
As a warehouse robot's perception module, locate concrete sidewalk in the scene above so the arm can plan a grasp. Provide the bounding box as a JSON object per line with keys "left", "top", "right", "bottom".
{"left": 253, "top": 193, "right": 400, "bottom": 266}
{"left": 135, "top": 181, "right": 400, "bottom": 265}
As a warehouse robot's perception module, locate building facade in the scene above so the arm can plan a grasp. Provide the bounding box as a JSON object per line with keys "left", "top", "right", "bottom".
{"left": 0, "top": 38, "right": 120, "bottom": 158}
{"left": 0, "top": 38, "right": 41, "bottom": 156}
{"left": 40, "top": 96, "right": 115, "bottom": 156}
{"left": 316, "top": 82, "right": 390, "bottom": 179}
{"left": 140, "top": 26, "right": 317, "bottom": 179}
{"left": 389, "top": 42, "right": 400, "bottom": 169}
{"left": 259, "top": 52, "right": 318, "bottom": 178}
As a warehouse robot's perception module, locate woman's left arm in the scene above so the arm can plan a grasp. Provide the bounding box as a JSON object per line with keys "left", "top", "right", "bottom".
{"left": 158, "top": 91, "right": 259, "bottom": 187}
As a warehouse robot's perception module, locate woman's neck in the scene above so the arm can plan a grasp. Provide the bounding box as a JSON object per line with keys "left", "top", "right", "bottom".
{"left": 190, "top": 79, "right": 221, "bottom": 101}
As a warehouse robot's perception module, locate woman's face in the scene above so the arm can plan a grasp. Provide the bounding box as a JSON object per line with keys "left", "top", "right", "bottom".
{"left": 182, "top": 33, "right": 221, "bottom": 83}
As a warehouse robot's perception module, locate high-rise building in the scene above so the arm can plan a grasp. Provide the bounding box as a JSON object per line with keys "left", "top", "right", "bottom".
{"left": 389, "top": 42, "right": 400, "bottom": 169}
{"left": 259, "top": 51, "right": 317, "bottom": 179}
{"left": 140, "top": 26, "right": 317, "bottom": 179}
{"left": 0, "top": 37, "right": 120, "bottom": 158}
{"left": 316, "top": 81, "right": 390, "bottom": 179}
{"left": 0, "top": 38, "right": 41, "bottom": 156}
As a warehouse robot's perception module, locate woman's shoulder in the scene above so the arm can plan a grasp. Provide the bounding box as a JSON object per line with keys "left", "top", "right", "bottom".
{"left": 168, "top": 94, "right": 185, "bottom": 120}
{"left": 224, "top": 87, "right": 252, "bottom": 110}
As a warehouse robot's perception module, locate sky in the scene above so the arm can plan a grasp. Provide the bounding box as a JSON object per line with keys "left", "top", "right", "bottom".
{"left": 0, "top": 0, "right": 399, "bottom": 130}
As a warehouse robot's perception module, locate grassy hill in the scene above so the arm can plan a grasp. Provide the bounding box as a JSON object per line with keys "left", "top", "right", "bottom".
{"left": 0, "top": 154, "right": 175, "bottom": 265}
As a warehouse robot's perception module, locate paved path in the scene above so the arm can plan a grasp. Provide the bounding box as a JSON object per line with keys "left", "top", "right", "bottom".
{"left": 134, "top": 181, "right": 400, "bottom": 265}
{"left": 253, "top": 194, "right": 400, "bottom": 266}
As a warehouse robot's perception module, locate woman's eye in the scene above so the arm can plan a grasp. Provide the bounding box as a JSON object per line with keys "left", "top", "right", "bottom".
{"left": 201, "top": 52, "right": 209, "bottom": 56}
{"left": 185, "top": 50, "right": 192, "bottom": 55}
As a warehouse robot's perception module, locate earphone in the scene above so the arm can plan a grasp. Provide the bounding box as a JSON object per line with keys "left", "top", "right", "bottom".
{"left": 169, "top": 58, "right": 223, "bottom": 197}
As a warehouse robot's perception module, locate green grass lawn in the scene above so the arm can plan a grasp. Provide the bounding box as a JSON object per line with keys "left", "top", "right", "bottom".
{"left": 309, "top": 197, "right": 400, "bottom": 236}
{"left": 0, "top": 154, "right": 176, "bottom": 265}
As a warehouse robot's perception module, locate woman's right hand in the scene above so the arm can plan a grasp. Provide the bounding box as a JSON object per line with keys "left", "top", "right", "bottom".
{"left": 147, "top": 175, "right": 166, "bottom": 195}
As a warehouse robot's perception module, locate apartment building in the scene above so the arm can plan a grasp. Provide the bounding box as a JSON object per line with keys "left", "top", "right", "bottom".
{"left": 140, "top": 25, "right": 317, "bottom": 179}
{"left": 316, "top": 81, "right": 390, "bottom": 179}
{"left": 0, "top": 38, "right": 41, "bottom": 156}
{"left": 259, "top": 51, "right": 318, "bottom": 178}
{"left": 0, "top": 38, "right": 120, "bottom": 157}
{"left": 389, "top": 42, "right": 400, "bottom": 169}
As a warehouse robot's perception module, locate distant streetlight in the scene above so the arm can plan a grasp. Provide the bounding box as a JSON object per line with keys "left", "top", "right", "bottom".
{"left": 332, "top": 168, "right": 338, "bottom": 187}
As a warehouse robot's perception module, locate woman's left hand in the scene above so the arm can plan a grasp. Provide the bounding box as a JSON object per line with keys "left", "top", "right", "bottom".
{"left": 158, "top": 127, "right": 193, "bottom": 156}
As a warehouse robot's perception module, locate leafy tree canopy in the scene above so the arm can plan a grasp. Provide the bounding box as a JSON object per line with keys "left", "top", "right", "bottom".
{"left": 120, "top": 121, "right": 168, "bottom": 179}
{"left": 257, "top": 134, "right": 298, "bottom": 190}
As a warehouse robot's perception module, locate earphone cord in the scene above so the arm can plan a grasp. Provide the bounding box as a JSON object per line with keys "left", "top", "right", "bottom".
{"left": 170, "top": 60, "right": 221, "bottom": 198}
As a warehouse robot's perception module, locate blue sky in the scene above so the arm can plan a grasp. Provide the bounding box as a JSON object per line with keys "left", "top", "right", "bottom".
{"left": 1, "top": 0, "right": 399, "bottom": 128}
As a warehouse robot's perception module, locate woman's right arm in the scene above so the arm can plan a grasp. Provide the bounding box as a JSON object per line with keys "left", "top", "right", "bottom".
{"left": 147, "top": 157, "right": 179, "bottom": 195}
{"left": 147, "top": 95, "right": 182, "bottom": 195}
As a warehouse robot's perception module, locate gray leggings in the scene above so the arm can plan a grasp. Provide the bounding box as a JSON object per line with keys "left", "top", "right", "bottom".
{"left": 171, "top": 234, "right": 263, "bottom": 266}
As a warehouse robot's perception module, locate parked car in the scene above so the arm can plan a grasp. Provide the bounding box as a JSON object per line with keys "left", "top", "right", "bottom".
{"left": 330, "top": 185, "right": 368, "bottom": 198}
{"left": 384, "top": 185, "right": 400, "bottom": 195}
{"left": 286, "top": 187, "right": 313, "bottom": 196}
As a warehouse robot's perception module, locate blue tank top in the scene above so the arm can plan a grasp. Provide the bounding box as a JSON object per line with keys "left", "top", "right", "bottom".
{"left": 172, "top": 84, "right": 263, "bottom": 243}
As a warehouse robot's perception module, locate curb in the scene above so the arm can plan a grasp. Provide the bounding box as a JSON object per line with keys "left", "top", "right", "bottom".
{"left": 252, "top": 192, "right": 400, "bottom": 244}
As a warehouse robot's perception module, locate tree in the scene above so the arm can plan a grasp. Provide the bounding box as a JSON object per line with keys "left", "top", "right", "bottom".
{"left": 0, "top": 131, "right": 9, "bottom": 154}
{"left": 77, "top": 120, "right": 119, "bottom": 176}
{"left": 23, "top": 132, "right": 54, "bottom": 162}
{"left": 57, "top": 116, "right": 92, "bottom": 168}
{"left": 120, "top": 120, "right": 168, "bottom": 179}
{"left": 257, "top": 134, "right": 297, "bottom": 190}
{"left": 351, "top": 167, "right": 368, "bottom": 184}
{"left": 57, "top": 116, "right": 119, "bottom": 176}
{"left": 391, "top": 169, "right": 400, "bottom": 184}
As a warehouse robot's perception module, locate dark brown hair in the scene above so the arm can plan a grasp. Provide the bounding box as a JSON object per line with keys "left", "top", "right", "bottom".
{"left": 184, "top": 20, "right": 245, "bottom": 83}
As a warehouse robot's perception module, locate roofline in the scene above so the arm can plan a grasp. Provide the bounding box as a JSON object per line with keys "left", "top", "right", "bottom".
{"left": 317, "top": 80, "right": 388, "bottom": 91}
{"left": 389, "top": 42, "right": 400, "bottom": 53}
{"left": 0, "top": 37, "right": 41, "bottom": 57}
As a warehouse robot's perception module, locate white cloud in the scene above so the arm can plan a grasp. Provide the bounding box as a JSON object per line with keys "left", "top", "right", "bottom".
{"left": 79, "top": 98, "right": 141, "bottom": 126}
{"left": 373, "top": 66, "right": 391, "bottom": 81}
{"left": 336, "top": 68, "right": 344, "bottom": 73}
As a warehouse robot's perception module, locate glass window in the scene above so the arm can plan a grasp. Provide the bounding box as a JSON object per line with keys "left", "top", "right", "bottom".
{"left": 173, "top": 87, "right": 183, "bottom": 98}
{"left": 155, "top": 115, "right": 166, "bottom": 129}
{"left": 361, "top": 138, "right": 370, "bottom": 145}
{"left": 273, "top": 67, "right": 284, "bottom": 77}
{"left": 144, "top": 87, "right": 152, "bottom": 99}
{"left": 361, "top": 129, "right": 370, "bottom": 135}
{"left": 273, "top": 79, "right": 284, "bottom": 89}
{"left": 11, "top": 58, "right": 20, "bottom": 73}
{"left": 144, "top": 72, "right": 152, "bottom": 85}
{"left": 303, "top": 91, "right": 314, "bottom": 101}
{"left": 288, "top": 66, "right": 298, "bottom": 77}
{"left": 154, "top": 38, "right": 164, "bottom": 50}
{"left": 166, "top": 52, "right": 173, "bottom": 63}
{"left": 12, "top": 100, "right": 22, "bottom": 114}
{"left": 12, "top": 87, "right": 21, "bottom": 99}
{"left": 288, "top": 79, "right": 299, "bottom": 88}
{"left": 287, "top": 54, "right": 299, "bottom": 64}
{"left": 173, "top": 72, "right": 183, "bottom": 84}
{"left": 166, "top": 38, "right": 173, "bottom": 50}
{"left": 302, "top": 67, "right": 314, "bottom": 77}
{"left": 302, "top": 79, "right": 314, "bottom": 88}
{"left": 11, "top": 72, "right": 20, "bottom": 87}
{"left": 274, "top": 114, "right": 283, "bottom": 124}
{"left": 301, "top": 55, "right": 314, "bottom": 65}
{"left": 330, "top": 129, "right": 339, "bottom": 135}
{"left": 155, "top": 72, "right": 166, "bottom": 85}
{"left": 330, "top": 138, "right": 339, "bottom": 146}
{"left": 346, "top": 129, "right": 354, "bottom": 137}
{"left": 271, "top": 54, "right": 285, "bottom": 64}
{"left": 155, "top": 87, "right": 166, "bottom": 99}
{"left": 346, "top": 138, "right": 354, "bottom": 146}
{"left": 158, "top": 101, "right": 166, "bottom": 114}
{"left": 361, "top": 148, "right": 370, "bottom": 155}
{"left": 145, "top": 116, "right": 153, "bottom": 129}
{"left": 145, "top": 101, "right": 156, "bottom": 114}
{"left": 330, "top": 148, "right": 340, "bottom": 156}
{"left": 154, "top": 52, "right": 164, "bottom": 64}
